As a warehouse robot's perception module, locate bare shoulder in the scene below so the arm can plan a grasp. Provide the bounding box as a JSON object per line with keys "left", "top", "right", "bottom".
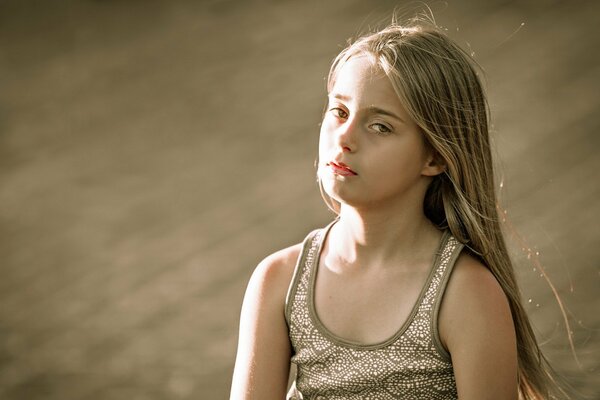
{"left": 438, "top": 250, "right": 518, "bottom": 398}
{"left": 247, "top": 242, "right": 303, "bottom": 304}
{"left": 439, "top": 251, "right": 515, "bottom": 350}
{"left": 231, "top": 242, "right": 304, "bottom": 398}
{"left": 446, "top": 251, "right": 508, "bottom": 304}
{"left": 253, "top": 243, "right": 302, "bottom": 283}
{"left": 258, "top": 243, "right": 303, "bottom": 274}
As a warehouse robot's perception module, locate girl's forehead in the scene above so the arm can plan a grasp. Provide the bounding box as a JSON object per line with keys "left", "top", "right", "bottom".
{"left": 330, "top": 56, "right": 402, "bottom": 109}
{"left": 334, "top": 55, "right": 383, "bottom": 85}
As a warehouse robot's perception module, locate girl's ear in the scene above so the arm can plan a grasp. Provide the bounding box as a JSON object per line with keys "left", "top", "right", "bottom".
{"left": 422, "top": 151, "right": 446, "bottom": 177}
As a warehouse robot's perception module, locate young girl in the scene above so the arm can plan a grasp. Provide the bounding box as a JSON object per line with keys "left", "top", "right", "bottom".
{"left": 230, "top": 19, "right": 562, "bottom": 400}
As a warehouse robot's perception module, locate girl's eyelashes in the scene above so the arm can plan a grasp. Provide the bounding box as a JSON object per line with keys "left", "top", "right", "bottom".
{"left": 370, "top": 122, "right": 392, "bottom": 135}
{"left": 326, "top": 104, "right": 393, "bottom": 135}
{"left": 329, "top": 107, "right": 348, "bottom": 119}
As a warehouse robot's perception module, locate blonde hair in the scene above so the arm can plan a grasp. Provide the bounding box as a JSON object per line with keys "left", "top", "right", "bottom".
{"left": 319, "top": 21, "right": 567, "bottom": 399}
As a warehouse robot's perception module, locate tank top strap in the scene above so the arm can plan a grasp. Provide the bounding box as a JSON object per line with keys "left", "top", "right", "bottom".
{"left": 426, "top": 232, "right": 465, "bottom": 360}
{"left": 284, "top": 226, "right": 325, "bottom": 326}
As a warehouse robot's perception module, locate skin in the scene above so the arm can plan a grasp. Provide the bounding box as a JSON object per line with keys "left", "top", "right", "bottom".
{"left": 230, "top": 56, "right": 517, "bottom": 399}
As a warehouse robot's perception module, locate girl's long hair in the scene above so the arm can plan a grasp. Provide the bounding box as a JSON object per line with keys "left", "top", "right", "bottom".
{"left": 319, "top": 20, "right": 566, "bottom": 399}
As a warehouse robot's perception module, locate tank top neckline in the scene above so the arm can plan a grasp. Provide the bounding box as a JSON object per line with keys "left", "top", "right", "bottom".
{"left": 307, "top": 219, "right": 451, "bottom": 350}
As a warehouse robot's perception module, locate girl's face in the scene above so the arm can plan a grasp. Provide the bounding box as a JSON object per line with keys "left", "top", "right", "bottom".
{"left": 318, "top": 55, "right": 441, "bottom": 210}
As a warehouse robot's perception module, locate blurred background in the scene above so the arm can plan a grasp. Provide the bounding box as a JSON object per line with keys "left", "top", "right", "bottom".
{"left": 0, "top": 0, "right": 598, "bottom": 398}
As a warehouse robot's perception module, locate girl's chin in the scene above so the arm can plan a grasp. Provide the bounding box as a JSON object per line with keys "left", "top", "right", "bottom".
{"left": 322, "top": 186, "right": 364, "bottom": 208}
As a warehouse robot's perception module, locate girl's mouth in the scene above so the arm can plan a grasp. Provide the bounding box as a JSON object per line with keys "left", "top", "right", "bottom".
{"left": 328, "top": 161, "right": 357, "bottom": 176}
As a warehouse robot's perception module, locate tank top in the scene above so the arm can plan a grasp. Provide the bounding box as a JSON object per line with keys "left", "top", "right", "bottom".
{"left": 285, "top": 220, "right": 464, "bottom": 399}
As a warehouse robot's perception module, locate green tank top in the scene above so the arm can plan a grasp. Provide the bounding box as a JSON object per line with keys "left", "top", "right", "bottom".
{"left": 285, "top": 220, "right": 464, "bottom": 399}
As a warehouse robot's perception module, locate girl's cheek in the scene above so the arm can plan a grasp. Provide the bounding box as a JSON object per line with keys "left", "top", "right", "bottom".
{"left": 320, "top": 118, "right": 338, "bottom": 140}
{"left": 318, "top": 121, "right": 331, "bottom": 143}
{"left": 318, "top": 135, "right": 328, "bottom": 155}
{"left": 318, "top": 135, "right": 332, "bottom": 162}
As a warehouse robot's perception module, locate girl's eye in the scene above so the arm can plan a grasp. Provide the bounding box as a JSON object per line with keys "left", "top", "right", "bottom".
{"left": 371, "top": 123, "right": 392, "bottom": 135}
{"left": 329, "top": 107, "right": 348, "bottom": 119}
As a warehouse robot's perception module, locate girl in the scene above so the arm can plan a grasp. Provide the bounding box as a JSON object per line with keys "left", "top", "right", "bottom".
{"left": 230, "top": 19, "right": 563, "bottom": 400}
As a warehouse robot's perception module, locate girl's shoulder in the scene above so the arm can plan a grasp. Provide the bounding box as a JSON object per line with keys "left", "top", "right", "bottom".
{"left": 245, "top": 243, "right": 304, "bottom": 309}
{"left": 256, "top": 243, "right": 303, "bottom": 281}
{"left": 441, "top": 251, "right": 511, "bottom": 327}
{"left": 232, "top": 243, "right": 305, "bottom": 397}
{"left": 447, "top": 251, "right": 505, "bottom": 300}
{"left": 437, "top": 251, "right": 518, "bottom": 396}
{"left": 438, "top": 249, "right": 516, "bottom": 356}
{"left": 250, "top": 225, "right": 324, "bottom": 296}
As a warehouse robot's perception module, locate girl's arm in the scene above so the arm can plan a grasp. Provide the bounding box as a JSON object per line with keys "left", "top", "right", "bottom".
{"left": 439, "top": 253, "right": 519, "bottom": 400}
{"left": 230, "top": 245, "right": 301, "bottom": 400}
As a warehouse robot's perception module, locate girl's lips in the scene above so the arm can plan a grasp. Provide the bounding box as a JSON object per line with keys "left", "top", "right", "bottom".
{"left": 328, "top": 161, "right": 357, "bottom": 176}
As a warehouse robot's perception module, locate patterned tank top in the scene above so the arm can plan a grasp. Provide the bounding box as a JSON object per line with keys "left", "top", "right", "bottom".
{"left": 284, "top": 221, "right": 464, "bottom": 399}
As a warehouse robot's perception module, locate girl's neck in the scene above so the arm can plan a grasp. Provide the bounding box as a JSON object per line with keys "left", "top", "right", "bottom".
{"left": 329, "top": 204, "right": 442, "bottom": 271}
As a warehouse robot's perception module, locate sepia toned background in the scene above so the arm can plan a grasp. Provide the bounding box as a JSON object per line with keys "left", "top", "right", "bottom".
{"left": 0, "top": 0, "right": 598, "bottom": 398}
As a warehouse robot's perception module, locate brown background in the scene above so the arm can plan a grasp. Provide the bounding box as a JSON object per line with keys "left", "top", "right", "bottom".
{"left": 0, "top": 0, "right": 598, "bottom": 399}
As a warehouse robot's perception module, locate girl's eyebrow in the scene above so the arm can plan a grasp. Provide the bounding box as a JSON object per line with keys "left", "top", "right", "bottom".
{"left": 367, "top": 106, "right": 405, "bottom": 124}
{"left": 329, "top": 93, "right": 351, "bottom": 102}
{"left": 329, "top": 92, "right": 406, "bottom": 124}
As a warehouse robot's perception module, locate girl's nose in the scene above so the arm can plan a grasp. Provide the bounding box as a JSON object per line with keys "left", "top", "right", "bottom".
{"left": 336, "top": 119, "right": 357, "bottom": 153}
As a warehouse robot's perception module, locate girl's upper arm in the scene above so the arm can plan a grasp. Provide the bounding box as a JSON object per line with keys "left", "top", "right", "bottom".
{"left": 230, "top": 244, "right": 301, "bottom": 400}
{"left": 439, "top": 253, "right": 518, "bottom": 400}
